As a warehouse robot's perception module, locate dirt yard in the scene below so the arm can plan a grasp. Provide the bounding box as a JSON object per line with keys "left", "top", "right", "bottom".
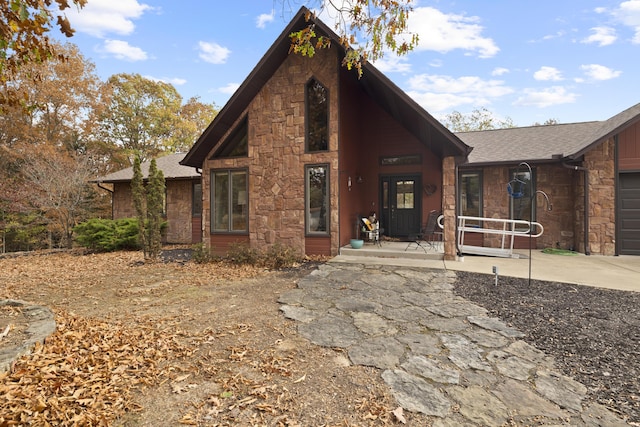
{"left": 1, "top": 249, "right": 638, "bottom": 426}
{"left": 0, "top": 249, "right": 432, "bottom": 426}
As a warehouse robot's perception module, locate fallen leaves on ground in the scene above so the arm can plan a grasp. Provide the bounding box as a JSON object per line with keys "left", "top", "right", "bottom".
{"left": 0, "top": 310, "right": 199, "bottom": 426}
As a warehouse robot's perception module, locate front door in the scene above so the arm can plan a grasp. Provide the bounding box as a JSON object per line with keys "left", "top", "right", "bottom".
{"left": 381, "top": 175, "right": 421, "bottom": 238}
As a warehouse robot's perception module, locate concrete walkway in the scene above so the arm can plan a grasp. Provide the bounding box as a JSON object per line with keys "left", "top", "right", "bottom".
{"left": 337, "top": 244, "right": 640, "bottom": 292}
{"left": 279, "top": 262, "right": 631, "bottom": 425}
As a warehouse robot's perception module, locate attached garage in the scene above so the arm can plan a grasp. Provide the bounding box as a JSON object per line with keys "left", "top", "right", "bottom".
{"left": 618, "top": 172, "right": 640, "bottom": 255}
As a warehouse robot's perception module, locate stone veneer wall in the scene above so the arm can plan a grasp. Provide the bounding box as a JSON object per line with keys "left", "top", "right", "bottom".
{"left": 203, "top": 48, "right": 340, "bottom": 256}
{"left": 112, "top": 182, "right": 134, "bottom": 219}
{"left": 577, "top": 138, "right": 616, "bottom": 255}
{"left": 112, "top": 180, "right": 196, "bottom": 245}
{"left": 477, "top": 164, "right": 576, "bottom": 251}
{"left": 441, "top": 157, "right": 457, "bottom": 260}
{"left": 165, "top": 180, "right": 196, "bottom": 244}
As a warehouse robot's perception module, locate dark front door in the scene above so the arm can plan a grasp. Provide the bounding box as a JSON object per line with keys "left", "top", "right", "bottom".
{"left": 381, "top": 175, "right": 421, "bottom": 238}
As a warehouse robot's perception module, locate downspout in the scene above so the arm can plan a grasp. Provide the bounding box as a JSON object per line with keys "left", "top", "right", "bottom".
{"left": 563, "top": 163, "right": 591, "bottom": 255}
{"left": 95, "top": 181, "right": 115, "bottom": 220}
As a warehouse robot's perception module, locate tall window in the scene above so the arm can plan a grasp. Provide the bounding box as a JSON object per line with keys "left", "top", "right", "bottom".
{"left": 211, "top": 169, "right": 248, "bottom": 233}
{"left": 459, "top": 171, "right": 482, "bottom": 223}
{"left": 305, "top": 78, "right": 328, "bottom": 152}
{"left": 509, "top": 168, "right": 536, "bottom": 225}
{"left": 192, "top": 181, "right": 202, "bottom": 217}
{"left": 306, "top": 164, "right": 329, "bottom": 234}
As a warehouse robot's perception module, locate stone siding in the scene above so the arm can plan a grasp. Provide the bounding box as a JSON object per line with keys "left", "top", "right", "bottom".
{"left": 203, "top": 48, "right": 340, "bottom": 256}
{"left": 112, "top": 183, "right": 135, "bottom": 219}
{"left": 580, "top": 138, "right": 616, "bottom": 255}
{"left": 112, "top": 180, "right": 197, "bottom": 245}
{"left": 165, "top": 180, "right": 197, "bottom": 244}
{"left": 475, "top": 164, "right": 577, "bottom": 251}
{"left": 442, "top": 156, "right": 457, "bottom": 260}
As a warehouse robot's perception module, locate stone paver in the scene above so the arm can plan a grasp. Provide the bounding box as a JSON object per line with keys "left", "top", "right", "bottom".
{"left": 1, "top": 299, "right": 56, "bottom": 373}
{"left": 279, "top": 263, "right": 630, "bottom": 426}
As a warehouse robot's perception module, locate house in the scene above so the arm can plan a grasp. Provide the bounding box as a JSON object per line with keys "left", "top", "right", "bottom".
{"left": 179, "top": 6, "right": 640, "bottom": 259}
{"left": 95, "top": 153, "right": 203, "bottom": 245}
{"left": 456, "top": 102, "right": 640, "bottom": 256}
{"left": 180, "top": 7, "right": 470, "bottom": 259}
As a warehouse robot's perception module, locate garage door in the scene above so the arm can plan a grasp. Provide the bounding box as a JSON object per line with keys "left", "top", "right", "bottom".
{"left": 619, "top": 173, "right": 640, "bottom": 255}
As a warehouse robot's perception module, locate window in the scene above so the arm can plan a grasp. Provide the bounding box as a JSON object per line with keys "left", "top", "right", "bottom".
{"left": 213, "top": 116, "right": 248, "bottom": 158}
{"left": 211, "top": 169, "right": 248, "bottom": 233}
{"left": 192, "top": 181, "right": 202, "bottom": 217}
{"left": 305, "top": 79, "right": 328, "bottom": 152}
{"left": 306, "top": 165, "right": 329, "bottom": 234}
{"left": 380, "top": 155, "right": 422, "bottom": 166}
{"left": 459, "top": 171, "right": 482, "bottom": 223}
{"left": 396, "top": 180, "right": 415, "bottom": 209}
{"left": 509, "top": 168, "right": 536, "bottom": 225}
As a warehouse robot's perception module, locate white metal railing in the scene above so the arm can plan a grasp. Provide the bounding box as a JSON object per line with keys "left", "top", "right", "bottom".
{"left": 457, "top": 215, "right": 544, "bottom": 258}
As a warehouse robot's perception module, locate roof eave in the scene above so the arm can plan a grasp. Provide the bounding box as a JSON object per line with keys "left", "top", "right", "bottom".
{"left": 181, "top": 8, "right": 312, "bottom": 168}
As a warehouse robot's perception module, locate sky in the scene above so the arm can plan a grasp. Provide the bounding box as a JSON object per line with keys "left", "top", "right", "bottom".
{"left": 51, "top": 0, "right": 640, "bottom": 127}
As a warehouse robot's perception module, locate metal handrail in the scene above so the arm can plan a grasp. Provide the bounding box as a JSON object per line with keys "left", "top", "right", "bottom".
{"left": 457, "top": 215, "right": 544, "bottom": 258}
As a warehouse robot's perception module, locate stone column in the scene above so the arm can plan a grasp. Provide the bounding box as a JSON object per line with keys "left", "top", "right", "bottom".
{"left": 442, "top": 156, "right": 457, "bottom": 260}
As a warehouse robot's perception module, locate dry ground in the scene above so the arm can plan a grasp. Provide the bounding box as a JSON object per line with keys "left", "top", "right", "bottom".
{"left": 0, "top": 249, "right": 430, "bottom": 426}
{"left": 1, "top": 249, "right": 638, "bottom": 425}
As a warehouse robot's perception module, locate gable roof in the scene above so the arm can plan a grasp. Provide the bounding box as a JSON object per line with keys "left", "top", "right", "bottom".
{"left": 181, "top": 7, "right": 470, "bottom": 168}
{"left": 96, "top": 153, "right": 199, "bottom": 183}
{"left": 458, "top": 101, "right": 640, "bottom": 166}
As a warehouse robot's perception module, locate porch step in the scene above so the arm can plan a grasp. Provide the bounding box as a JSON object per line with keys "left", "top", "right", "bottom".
{"left": 339, "top": 243, "right": 444, "bottom": 261}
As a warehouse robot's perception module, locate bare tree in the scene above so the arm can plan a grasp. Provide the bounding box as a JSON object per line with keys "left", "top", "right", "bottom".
{"left": 22, "top": 150, "right": 96, "bottom": 248}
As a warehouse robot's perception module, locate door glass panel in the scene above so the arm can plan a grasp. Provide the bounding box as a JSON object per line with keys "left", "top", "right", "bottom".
{"left": 396, "top": 180, "right": 415, "bottom": 209}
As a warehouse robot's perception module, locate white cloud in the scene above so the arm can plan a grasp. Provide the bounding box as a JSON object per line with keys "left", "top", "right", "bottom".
{"left": 534, "top": 66, "right": 563, "bottom": 81}
{"left": 256, "top": 10, "right": 275, "bottom": 29}
{"left": 144, "top": 76, "right": 187, "bottom": 86}
{"left": 491, "top": 67, "right": 510, "bottom": 76}
{"left": 582, "top": 26, "right": 617, "bottom": 46}
{"left": 579, "top": 64, "right": 622, "bottom": 81}
{"left": 406, "top": 74, "right": 513, "bottom": 112}
{"left": 407, "top": 7, "right": 499, "bottom": 58}
{"left": 198, "top": 41, "right": 231, "bottom": 64}
{"left": 372, "top": 55, "right": 411, "bottom": 73}
{"left": 514, "top": 86, "right": 577, "bottom": 108}
{"left": 616, "top": 0, "right": 640, "bottom": 43}
{"left": 65, "top": 0, "right": 152, "bottom": 38}
{"left": 219, "top": 83, "right": 240, "bottom": 95}
{"left": 102, "top": 40, "right": 148, "bottom": 61}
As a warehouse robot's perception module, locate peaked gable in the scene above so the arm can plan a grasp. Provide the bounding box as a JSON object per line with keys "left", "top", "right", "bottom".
{"left": 181, "top": 7, "right": 470, "bottom": 168}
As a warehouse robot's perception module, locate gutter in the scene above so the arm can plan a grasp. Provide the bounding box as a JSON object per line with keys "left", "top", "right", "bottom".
{"left": 95, "top": 181, "right": 114, "bottom": 194}
{"left": 95, "top": 180, "right": 115, "bottom": 220}
{"left": 563, "top": 162, "right": 591, "bottom": 255}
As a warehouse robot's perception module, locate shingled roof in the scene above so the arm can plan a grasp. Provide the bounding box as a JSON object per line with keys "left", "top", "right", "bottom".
{"left": 458, "top": 102, "right": 640, "bottom": 166}
{"left": 181, "top": 6, "right": 470, "bottom": 168}
{"left": 96, "top": 153, "right": 199, "bottom": 183}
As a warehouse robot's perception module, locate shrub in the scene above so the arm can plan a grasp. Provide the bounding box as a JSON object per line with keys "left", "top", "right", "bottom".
{"left": 261, "top": 242, "right": 300, "bottom": 269}
{"left": 74, "top": 218, "right": 140, "bottom": 252}
{"left": 222, "top": 242, "right": 301, "bottom": 269}
{"left": 226, "top": 242, "right": 260, "bottom": 265}
{"left": 191, "top": 243, "right": 217, "bottom": 264}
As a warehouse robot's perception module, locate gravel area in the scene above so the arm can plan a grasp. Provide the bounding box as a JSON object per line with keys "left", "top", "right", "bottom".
{"left": 453, "top": 271, "right": 640, "bottom": 425}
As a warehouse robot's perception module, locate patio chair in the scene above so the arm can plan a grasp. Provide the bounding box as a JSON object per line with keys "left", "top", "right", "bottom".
{"left": 405, "top": 210, "right": 443, "bottom": 252}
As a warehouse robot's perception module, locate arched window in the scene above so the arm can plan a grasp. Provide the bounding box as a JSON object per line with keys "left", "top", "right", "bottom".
{"left": 305, "top": 78, "right": 328, "bottom": 152}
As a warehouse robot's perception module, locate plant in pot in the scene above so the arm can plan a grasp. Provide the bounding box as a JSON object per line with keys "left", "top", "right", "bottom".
{"left": 351, "top": 217, "right": 364, "bottom": 249}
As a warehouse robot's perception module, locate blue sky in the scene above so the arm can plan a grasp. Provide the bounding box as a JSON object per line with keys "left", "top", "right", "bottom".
{"left": 53, "top": 0, "right": 640, "bottom": 126}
